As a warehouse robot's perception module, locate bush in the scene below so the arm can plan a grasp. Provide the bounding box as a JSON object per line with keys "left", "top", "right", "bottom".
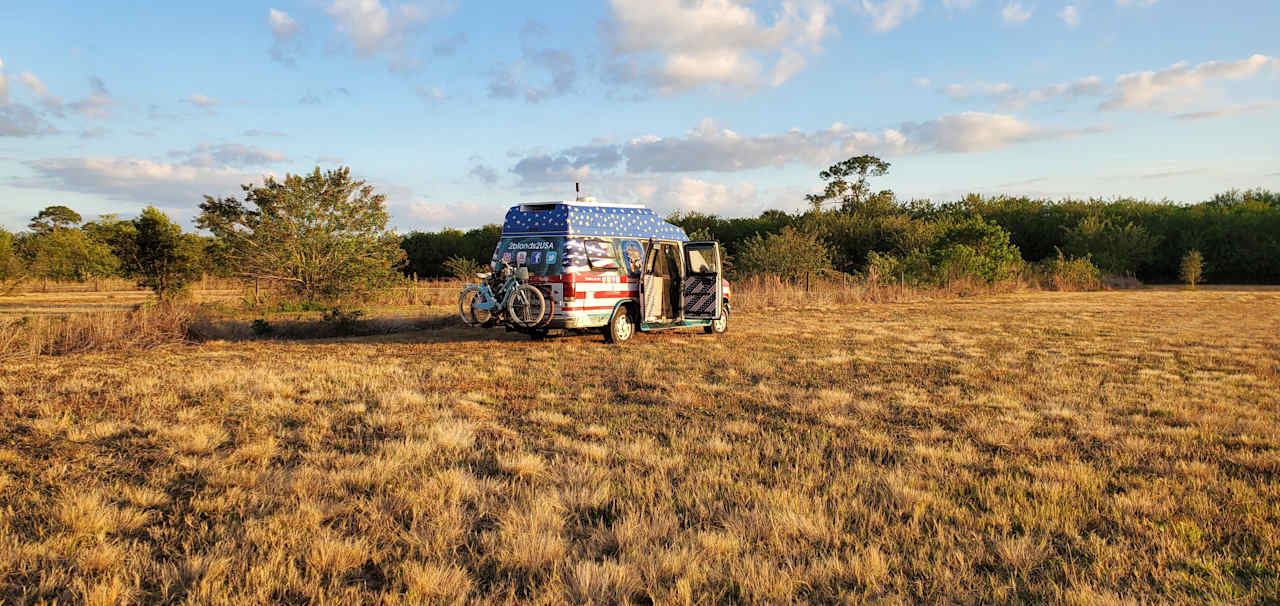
{"left": 1037, "top": 249, "right": 1102, "bottom": 291}
{"left": 864, "top": 217, "right": 1022, "bottom": 286}
{"left": 443, "top": 256, "right": 485, "bottom": 280}
{"left": 733, "top": 226, "right": 833, "bottom": 279}
{"left": 1180, "top": 249, "right": 1204, "bottom": 289}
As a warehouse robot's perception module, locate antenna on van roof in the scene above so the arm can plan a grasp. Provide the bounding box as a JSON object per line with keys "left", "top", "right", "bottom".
{"left": 575, "top": 182, "right": 582, "bottom": 202}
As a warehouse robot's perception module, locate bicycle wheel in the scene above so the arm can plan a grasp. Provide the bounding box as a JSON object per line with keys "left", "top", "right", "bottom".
{"left": 458, "top": 288, "right": 493, "bottom": 326}
{"left": 506, "top": 284, "right": 547, "bottom": 328}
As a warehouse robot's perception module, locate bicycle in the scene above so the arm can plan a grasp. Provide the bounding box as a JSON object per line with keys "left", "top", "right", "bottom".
{"left": 457, "top": 262, "right": 550, "bottom": 328}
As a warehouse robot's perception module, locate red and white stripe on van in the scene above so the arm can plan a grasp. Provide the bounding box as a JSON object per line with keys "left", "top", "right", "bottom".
{"left": 529, "top": 273, "right": 731, "bottom": 320}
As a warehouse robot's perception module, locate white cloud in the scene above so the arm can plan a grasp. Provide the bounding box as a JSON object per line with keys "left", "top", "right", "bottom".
{"left": 18, "top": 157, "right": 267, "bottom": 204}
{"left": 939, "top": 75, "right": 1102, "bottom": 109}
{"left": 68, "top": 76, "right": 114, "bottom": 119}
{"left": 487, "top": 21, "right": 578, "bottom": 102}
{"left": 19, "top": 72, "right": 62, "bottom": 110}
{"left": 1102, "top": 54, "right": 1279, "bottom": 111}
{"left": 0, "top": 104, "right": 58, "bottom": 137}
{"left": 468, "top": 164, "right": 499, "bottom": 184}
{"left": 510, "top": 111, "right": 1106, "bottom": 183}
{"left": 1058, "top": 4, "right": 1079, "bottom": 26}
{"left": 269, "top": 8, "right": 299, "bottom": 37}
{"left": 0, "top": 72, "right": 7, "bottom": 106}
{"left": 511, "top": 144, "right": 623, "bottom": 183}
{"left": 1115, "top": 0, "right": 1157, "bottom": 7}
{"left": 940, "top": 81, "right": 1016, "bottom": 100}
{"left": 861, "top": 0, "right": 922, "bottom": 32}
{"left": 1171, "top": 101, "right": 1280, "bottom": 122}
{"left": 268, "top": 8, "right": 303, "bottom": 65}
{"left": 169, "top": 143, "right": 289, "bottom": 167}
{"left": 904, "top": 112, "right": 1035, "bottom": 152}
{"left": 325, "top": 0, "right": 453, "bottom": 69}
{"left": 183, "top": 93, "right": 219, "bottom": 108}
{"left": 603, "top": 0, "right": 834, "bottom": 93}
{"left": 406, "top": 200, "right": 503, "bottom": 228}
{"left": 913, "top": 77, "right": 932, "bottom": 88}
{"left": 622, "top": 177, "right": 761, "bottom": 216}
{"left": 1001, "top": 2, "right": 1033, "bottom": 23}
{"left": 934, "top": 53, "right": 1278, "bottom": 112}
{"left": 622, "top": 118, "right": 912, "bottom": 173}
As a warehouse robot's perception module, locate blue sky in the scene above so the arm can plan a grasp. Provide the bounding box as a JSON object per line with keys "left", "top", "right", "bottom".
{"left": 1, "top": 0, "right": 1277, "bottom": 232}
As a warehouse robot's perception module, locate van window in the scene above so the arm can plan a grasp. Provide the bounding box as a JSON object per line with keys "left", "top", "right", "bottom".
{"left": 493, "top": 237, "right": 563, "bottom": 276}
{"left": 686, "top": 247, "right": 718, "bottom": 274}
{"left": 585, "top": 239, "right": 619, "bottom": 270}
{"left": 620, "top": 240, "right": 644, "bottom": 277}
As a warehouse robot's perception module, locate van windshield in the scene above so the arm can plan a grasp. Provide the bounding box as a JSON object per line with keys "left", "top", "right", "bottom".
{"left": 492, "top": 237, "right": 564, "bottom": 276}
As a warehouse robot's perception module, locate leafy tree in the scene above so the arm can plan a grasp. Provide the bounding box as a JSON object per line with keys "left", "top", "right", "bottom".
{"left": 805, "top": 155, "right": 892, "bottom": 213}
{"left": 124, "top": 206, "right": 203, "bottom": 299}
{"left": 733, "top": 226, "right": 833, "bottom": 279}
{"left": 1180, "top": 249, "right": 1204, "bottom": 289}
{"left": 400, "top": 224, "right": 501, "bottom": 278}
{"left": 29, "top": 205, "right": 83, "bottom": 233}
{"left": 928, "top": 216, "right": 1023, "bottom": 284}
{"left": 443, "top": 256, "right": 484, "bottom": 280}
{"left": 196, "top": 167, "right": 405, "bottom": 301}
{"left": 83, "top": 214, "right": 138, "bottom": 270}
{"left": 22, "top": 228, "right": 119, "bottom": 284}
{"left": 1064, "top": 215, "right": 1160, "bottom": 276}
{"left": 0, "top": 228, "right": 26, "bottom": 292}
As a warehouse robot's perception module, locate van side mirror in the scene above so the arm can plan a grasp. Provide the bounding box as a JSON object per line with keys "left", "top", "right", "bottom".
{"left": 515, "top": 267, "right": 530, "bottom": 281}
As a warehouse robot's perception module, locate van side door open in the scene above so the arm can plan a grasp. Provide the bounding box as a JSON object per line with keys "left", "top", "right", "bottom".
{"left": 641, "top": 240, "right": 683, "bottom": 323}
{"left": 682, "top": 241, "right": 722, "bottom": 321}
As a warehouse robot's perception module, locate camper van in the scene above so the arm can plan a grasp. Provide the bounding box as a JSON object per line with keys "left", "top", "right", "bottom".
{"left": 486, "top": 201, "right": 730, "bottom": 343}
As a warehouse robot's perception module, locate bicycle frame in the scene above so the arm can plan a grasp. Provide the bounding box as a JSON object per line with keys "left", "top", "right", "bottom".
{"left": 463, "top": 265, "right": 524, "bottom": 312}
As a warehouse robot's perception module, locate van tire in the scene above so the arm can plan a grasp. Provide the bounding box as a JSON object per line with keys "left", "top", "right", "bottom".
{"left": 704, "top": 303, "right": 729, "bottom": 334}
{"left": 604, "top": 306, "right": 635, "bottom": 344}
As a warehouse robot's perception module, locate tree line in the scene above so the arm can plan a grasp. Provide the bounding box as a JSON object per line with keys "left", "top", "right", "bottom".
{"left": 3, "top": 161, "right": 1276, "bottom": 303}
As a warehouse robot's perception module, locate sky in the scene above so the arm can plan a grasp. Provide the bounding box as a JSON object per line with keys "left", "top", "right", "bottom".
{"left": 1, "top": 0, "right": 1278, "bottom": 233}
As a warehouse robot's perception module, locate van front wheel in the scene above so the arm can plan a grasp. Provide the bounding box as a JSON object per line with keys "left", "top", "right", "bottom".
{"left": 604, "top": 306, "right": 635, "bottom": 344}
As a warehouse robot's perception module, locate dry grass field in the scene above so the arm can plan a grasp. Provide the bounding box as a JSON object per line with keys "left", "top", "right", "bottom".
{"left": 1, "top": 289, "right": 1278, "bottom": 604}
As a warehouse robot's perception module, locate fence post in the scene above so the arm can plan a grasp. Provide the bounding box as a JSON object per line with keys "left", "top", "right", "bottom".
{"left": 805, "top": 271, "right": 810, "bottom": 293}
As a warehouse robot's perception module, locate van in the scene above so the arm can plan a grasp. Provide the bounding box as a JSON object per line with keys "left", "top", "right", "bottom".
{"left": 488, "top": 201, "right": 730, "bottom": 343}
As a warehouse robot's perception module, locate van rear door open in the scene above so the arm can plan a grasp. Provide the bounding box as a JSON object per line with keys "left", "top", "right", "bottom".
{"left": 682, "top": 241, "right": 722, "bottom": 321}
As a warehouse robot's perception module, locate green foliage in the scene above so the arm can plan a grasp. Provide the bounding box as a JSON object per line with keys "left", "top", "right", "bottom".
{"left": 20, "top": 227, "right": 119, "bottom": 282}
{"left": 125, "top": 207, "right": 204, "bottom": 299}
{"left": 197, "top": 167, "right": 405, "bottom": 302}
{"left": 1180, "top": 249, "right": 1204, "bottom": 289}
{"left": 443, "top": 256, "right": 485, "bottom": 280}
{"left": 861, "top": 217, "right": 1021, "bottom": 286}
{"left": 0, "top": 228, "right": 27, "bottom": 291}
{"left": 733, "top": 226, "right": 833, "bottom": 279}
{"left": 82, "top": 214, "right": 138, "bottom": 273}
{"left": 805, "top": 155, "right": 892, "bottom": 213}
{"left": 1037, "top": 249, "right": 1102, "bottom": 291}
{"left": 928, "top": 216, "right": 1023, "bottom": 284}
{"left": 400, "top": 224, "right": 500, "bottom": 278}
{"left": 1064, "top": 215, "right": 1160, "bottom": 277}
{"left": 955, "top": 190, "right": 1280, "bottom": 283}
{"left": 29, "top": 205, "right": 83, "bottom": 233}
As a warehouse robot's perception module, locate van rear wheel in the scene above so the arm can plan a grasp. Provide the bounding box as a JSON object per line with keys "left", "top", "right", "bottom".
{"left": 604, "top": 306, "right": 635, "bottom": 344}
{"left": 704, "top": 304, "right": 729, "bottom": 334}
